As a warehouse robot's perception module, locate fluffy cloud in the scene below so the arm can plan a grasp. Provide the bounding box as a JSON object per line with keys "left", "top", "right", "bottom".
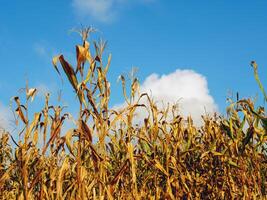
{"left": 114, "top": 69, "right": 218, "bottom": 126}
{"left": 72, "top": 0, "right": 154, "bottom": 22}
{"left": 73, "top": 0, "right": 115, "bottom": 22}
{"left": 0, "top": 102, "right": 13, "bottom": 131}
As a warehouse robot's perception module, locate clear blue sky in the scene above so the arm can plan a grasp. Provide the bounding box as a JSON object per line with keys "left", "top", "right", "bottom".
{"left": 1, "top": 0, "right": 267, "bottom": 120}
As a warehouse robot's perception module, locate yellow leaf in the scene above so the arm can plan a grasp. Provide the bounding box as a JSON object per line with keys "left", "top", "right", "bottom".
{"left": 26, "top": 88, "right": 37, "bottom": 102}
{"left": 154, "top": 159, "right": 168, "bottom": 176}
{"left": 52, "top": 55, "right": 61, "bottom": 75}
{"left": 33, "top": 128, "right": 38, "bottom": 146}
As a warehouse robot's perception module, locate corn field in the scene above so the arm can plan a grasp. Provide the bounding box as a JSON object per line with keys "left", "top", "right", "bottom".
{"left": 0, "top": 28, "right": 267, "bottom": 199}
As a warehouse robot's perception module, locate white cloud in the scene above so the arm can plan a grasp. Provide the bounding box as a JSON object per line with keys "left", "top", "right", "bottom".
{"left": 73, "top": 0, "right": 115, "bottom": 22}
{"left": 72, "top": 0, "right": 154, "bottom": 22}
{"left": 0, "top": 102, "right": 13, "bottom": 131}
{"left": 114, "top": 69, "right": 218, "bottom": 126}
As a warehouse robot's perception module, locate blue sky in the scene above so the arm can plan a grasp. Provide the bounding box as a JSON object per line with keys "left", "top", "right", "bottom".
{"left": 1, "top": 0, "right": 267, "bottom": 129}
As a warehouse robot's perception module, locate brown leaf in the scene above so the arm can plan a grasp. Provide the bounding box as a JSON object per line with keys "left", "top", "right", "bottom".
{"left": 58, "top": 55, "right": 78, "bottom": 91}
{"left": 15, "top": 107, "right": 28, "bottom": 124}
{"left": 80, "top": 120, "right": 92, "bottom": 143}
{"left": 110, "top": 160, "right": 129, "bottom": 186}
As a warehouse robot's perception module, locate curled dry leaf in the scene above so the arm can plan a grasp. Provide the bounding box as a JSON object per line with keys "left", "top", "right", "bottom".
{"left": 26, "top": 88, "right": 37, "bottom": 102}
